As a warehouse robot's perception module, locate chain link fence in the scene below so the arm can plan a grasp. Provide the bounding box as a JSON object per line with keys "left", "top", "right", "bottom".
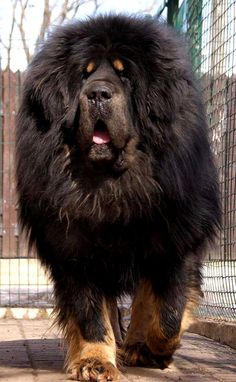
{"left": 170, "top": 0, "right": 236, "bottom": 321}
{"left": 0, "top": 68, "right": 53, "bottom": 308}
{"left": 0, "top": 1, "right": 235, "bottom": 321}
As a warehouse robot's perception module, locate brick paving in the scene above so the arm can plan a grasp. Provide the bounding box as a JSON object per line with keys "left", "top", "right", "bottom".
{"left": 0, "top": 319, "right": 235, "bottom": 381}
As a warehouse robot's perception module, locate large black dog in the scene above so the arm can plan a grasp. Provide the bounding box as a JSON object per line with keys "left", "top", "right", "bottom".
{"left": 16, "top": 15, "right": 220, "bottom": 381}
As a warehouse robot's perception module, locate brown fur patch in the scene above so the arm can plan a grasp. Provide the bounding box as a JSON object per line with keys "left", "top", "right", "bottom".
{"left": 113, "top": 59, "right": 124, "bottom": 72}
{"left": 123, "top": 343, "right": 172, "bottom": 369}
{"left": 146, "top": 299, "right": 180, "bottom": 357}
{"left": 124, "top": 280, "right": 201, "bottom": 367}
{"left": 86, "top": 61, "right": 95, "bottom": 73}
{"left": 124, "top": 280, "right": 152, "bottom": 346}
{"left": 73, "top": 358, "right": 120, "bottom": 381}
{"left": 181, "top": 287, "right": 201, "bottom": 332}
{"left": 62, "top": 299, "right": 119, "bottom": 380}
{"left": 147, "top": 286, "right": 200, "bottom": 357}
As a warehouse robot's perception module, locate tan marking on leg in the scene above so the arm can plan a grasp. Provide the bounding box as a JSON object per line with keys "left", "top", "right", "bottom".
{"left": 146, "top": 299, "right": 179, "bottom": 358}
{"left": 147, "top": 286, "right": 201, "bottom": 358}
{"left": 123, "top": 280, "right": 154, "bottom": 366}
{"left": 181, "top": 287, "right": 201, "bottom": 332}
{"left": 62, "top": 299, "right": 120, "bottom": 380}
{"left": 124, "top": 280, "right": 153, "bottom": 346}
{"left": 124, "top": 280, "right": 201, "bottom": 368}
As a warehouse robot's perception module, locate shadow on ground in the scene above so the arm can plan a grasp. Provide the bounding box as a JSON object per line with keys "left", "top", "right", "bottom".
{"left": 0, "top": 338, "right": 65, "bottom": 370}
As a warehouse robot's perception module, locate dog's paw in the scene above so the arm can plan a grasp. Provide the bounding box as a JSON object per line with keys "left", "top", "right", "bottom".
{"left": 122, "top": 342, "right": 172, "bottom": 369}
{"left": 71, "top": 357, "right": 120, "bottom": 381}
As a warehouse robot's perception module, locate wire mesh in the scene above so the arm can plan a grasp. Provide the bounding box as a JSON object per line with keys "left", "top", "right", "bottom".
{"left": 173, "top": 0, "right": 236, "bottom": 321}
{"left": 0, "top": 1, "right": 235, "bottom": 321}
{"left": 0, "top": 67, "right": 53, "bottom": 308}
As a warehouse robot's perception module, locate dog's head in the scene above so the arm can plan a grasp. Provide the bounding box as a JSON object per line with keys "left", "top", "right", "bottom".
{"left": 21, "top": 16, "right": 193, "bottom": 175}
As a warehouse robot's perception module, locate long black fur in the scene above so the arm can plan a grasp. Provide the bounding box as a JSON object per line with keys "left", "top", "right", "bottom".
{"left": 16, "top": 14, "right": 220, "bottom": 366}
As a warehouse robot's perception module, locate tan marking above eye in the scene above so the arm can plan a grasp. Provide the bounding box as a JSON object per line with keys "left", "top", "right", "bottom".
{"left": 86, "top": 62, "right": 95, "bottom": 73}
{"left": 113, "top": 59, "right": 124, "bottom": 72}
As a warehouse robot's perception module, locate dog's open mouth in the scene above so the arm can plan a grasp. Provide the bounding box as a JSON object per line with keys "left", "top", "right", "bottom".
{"left": 88, "top": 119, "right": 128, "bottom": 172}
{"left": 93, "top": 120, "right": 111, "bottom": 145}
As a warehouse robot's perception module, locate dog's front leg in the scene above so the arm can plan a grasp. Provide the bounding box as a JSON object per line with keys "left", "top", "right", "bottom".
{"left": 55, "top": 285, "right": 120, "bottom": 381}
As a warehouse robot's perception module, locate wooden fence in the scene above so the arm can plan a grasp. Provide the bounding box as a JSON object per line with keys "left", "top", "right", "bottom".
{"left": 0, "top": 68, "right": 30, "bottom": 258}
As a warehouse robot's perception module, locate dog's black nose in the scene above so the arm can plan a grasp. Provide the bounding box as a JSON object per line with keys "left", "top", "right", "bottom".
{"left": 87, "top": 85, "right": 112, "bottom": 103}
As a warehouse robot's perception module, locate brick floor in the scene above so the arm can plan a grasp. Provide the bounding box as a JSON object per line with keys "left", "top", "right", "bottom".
{"left": 0, "top": 319, "right": 235, "bottom": 381}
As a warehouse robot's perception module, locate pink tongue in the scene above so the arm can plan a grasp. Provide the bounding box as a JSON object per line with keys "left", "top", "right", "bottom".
{"left": 93, "top": 130, "right": 111, "bottom": 144}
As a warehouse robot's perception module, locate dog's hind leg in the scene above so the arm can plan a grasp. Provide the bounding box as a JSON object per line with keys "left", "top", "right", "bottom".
{"left": 107, "top": 298, "right": 124, "bottom": 348}
{"left": 123, "top": 278, "right": 200, "bottom": 369}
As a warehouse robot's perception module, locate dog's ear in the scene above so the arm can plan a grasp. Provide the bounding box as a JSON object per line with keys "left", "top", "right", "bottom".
{"left": 144, "top": 24, "right": 196, "bottom": 125}
{"left": 19, "top": 54, "right": 81, "bottom": 133}
{"left": 147, "top": 64, "right": 194, "bottom": 125}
